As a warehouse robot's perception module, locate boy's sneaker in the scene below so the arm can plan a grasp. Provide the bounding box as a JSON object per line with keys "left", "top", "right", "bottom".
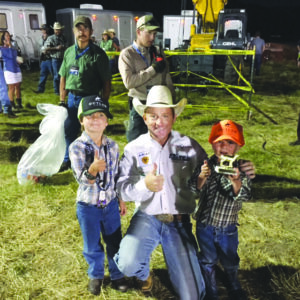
{"left": 111, "top": 277, "right": 128, "bottom": 292}
{"left": 88, "top": 278, "right": 102, "bottom": 295}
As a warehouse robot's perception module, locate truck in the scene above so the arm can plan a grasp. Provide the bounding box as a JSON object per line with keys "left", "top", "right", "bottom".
{"left": 56, "top": 4, "right": 151, "bottom": 49}
{"left": 0, "top": 1, "right": 46, "bottom": 66}
{"left": 164, "top": 0, "right": 248, "bottom": 82}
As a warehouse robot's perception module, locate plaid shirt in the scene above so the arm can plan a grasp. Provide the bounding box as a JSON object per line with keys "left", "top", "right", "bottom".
{"left": 189, "top": 155, "right": 251, "bottom": 227}
{"left": 69, "top": 131, "right": 119, "bottom": 205}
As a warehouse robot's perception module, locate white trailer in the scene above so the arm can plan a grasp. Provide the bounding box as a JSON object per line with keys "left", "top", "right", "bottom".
{"left": 0, "top": 1, "right": 46, "bottom": 65}
{"left": 56, "top": 4, "right": 151, "bottom": 49}
{"left": 163, "top": 10, "right": 196, "bottom": 50}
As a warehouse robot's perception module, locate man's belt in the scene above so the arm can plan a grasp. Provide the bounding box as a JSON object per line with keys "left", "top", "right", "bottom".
{"left": 154, "top": 214, "right": 189, "bottom": 224}
{"left": 69, "top": 90, "right": 91, "bottom": 97}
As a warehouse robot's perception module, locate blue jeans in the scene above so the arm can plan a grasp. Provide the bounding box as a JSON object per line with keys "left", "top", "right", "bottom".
{"left": 64, "top": 92, "right": 82, "bottom": 162}
{"left": 196, "top": 223, "right": 241, "bottom": 299}
{"left": 52, "top": 58, "right": 62, "bottom": 94}
{"left": 76, "top": 199, "right": 124, "bottom": 280}
{"left": 254, "top": 54, "right": 262, "bottom": 75}
{"left": 126, "top": 103, "right": 148, "bottom": 142}
{"left": 38, "top": 59, "right": 52, "bottom": 92}
{"left": 114, "top": 210, "right": 206, "bottom": 300}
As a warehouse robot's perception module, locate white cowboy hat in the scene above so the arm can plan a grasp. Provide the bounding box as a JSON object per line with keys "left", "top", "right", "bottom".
{"left": 52, "top": 22, "right": 64, "bottom": 30}
{"left": 133, "top": 85, "right": 186, "bottom": 117}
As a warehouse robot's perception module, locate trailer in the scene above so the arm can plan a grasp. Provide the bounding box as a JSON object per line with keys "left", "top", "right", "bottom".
{"left": 163, "top": 10, "right": 195, "bottom": 50}
{"left": 0, "top": 1, "right": 46, "bottom": 65}
{"left": 56, "top": 4, "right": 151, "bottom": 49}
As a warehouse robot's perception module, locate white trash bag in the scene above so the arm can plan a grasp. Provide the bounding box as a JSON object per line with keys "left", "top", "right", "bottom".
{"left": 17, "top": 104, "right": 68, "bottom": 184}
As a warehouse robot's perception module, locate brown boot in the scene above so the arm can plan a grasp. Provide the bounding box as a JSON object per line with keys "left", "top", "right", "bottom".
{"left": 140, "top": 274, "right": 153, "bottom": 292}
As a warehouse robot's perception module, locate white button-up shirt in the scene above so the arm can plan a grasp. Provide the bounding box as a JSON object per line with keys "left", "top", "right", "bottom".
{"left": 117, "top": 131, "right": 208, "bottom": 215}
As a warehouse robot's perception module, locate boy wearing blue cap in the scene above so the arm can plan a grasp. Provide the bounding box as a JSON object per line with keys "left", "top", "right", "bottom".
{"left": 69, "top": 95, "right": 128, "bottom": 295}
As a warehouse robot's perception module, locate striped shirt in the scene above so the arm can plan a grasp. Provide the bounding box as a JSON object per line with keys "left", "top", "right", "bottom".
{"left": 69, "top": 131, "right": 119, "bottom": 205}
{"left": 189, "top": 155, "right": 251, "bottom": 227}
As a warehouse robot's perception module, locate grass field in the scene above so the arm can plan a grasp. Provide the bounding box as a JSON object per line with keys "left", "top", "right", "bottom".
{"left": 1, "top": 59, "right": 300, "bottom": 299}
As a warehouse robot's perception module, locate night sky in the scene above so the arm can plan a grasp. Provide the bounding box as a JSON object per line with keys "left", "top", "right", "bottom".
{"left": 15, "top": 0, "right": 300, "bottom": 42}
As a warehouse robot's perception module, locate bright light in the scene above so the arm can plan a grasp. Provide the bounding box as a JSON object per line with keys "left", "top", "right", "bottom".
{"left": 113, "top": 15, "right": 118, "bottom": 22}
{"left": 91, "top": 14, "right": 97, "bottom": 21}
{"left": 134, "top": 16, "right": 139, "bottom": 23}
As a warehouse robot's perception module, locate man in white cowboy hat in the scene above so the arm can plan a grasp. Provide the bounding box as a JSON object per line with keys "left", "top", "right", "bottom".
{"left": 114, "top": 85, "right": 206, "bottom": 300}
{"left": 44, "top": 21, "right": 67, "bottom": 95}
{"left": 118, "top": 15, "right": 175, "bottom": 142}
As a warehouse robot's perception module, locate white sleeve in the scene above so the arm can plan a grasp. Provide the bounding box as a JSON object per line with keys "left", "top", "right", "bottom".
{"left": 116, "top": 146, "right": 153, "bottom": 202}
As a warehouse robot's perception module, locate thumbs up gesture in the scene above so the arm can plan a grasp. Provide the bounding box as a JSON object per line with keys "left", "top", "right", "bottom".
{"left": 145, "top": 163, "right": 164, "bottom": 192}
{"left": 199, "top": 160, "right": 211, "bottom": 179}
{"left": 197, "top": 160, "right": 211, "bottom": 189}
{"left": 89, "top": 149, "right": 106, "bottom": 176}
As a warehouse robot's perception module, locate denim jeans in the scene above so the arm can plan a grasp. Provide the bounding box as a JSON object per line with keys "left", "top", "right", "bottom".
{"left": 114, "top": 210, "right": 206, "bottom": 300}
{"left": 76, "top": 199, "right": 124, "bottom": 280}
{"left": 254, "top": 54, "right": 262, "bottom": 75}
{"left": 38, "top": 59, "right": 52, "bottom": 92}
{"left": 51, "top": 58, "right": 62, "bottom": 94}
{"left": 126, "top": 103, "right": 148, "bottom": 142}
{"left": 196, "top": 223, "right": 241, "bottom": 298}
{"left": 64, "top": 92, "right": 82, "bottom": 162}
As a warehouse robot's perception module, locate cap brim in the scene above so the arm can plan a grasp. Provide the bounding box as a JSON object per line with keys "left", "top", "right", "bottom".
{"left": 133, "top": 98, "right": 187, "bottom": 117}
{"left": 81, "top": 108, "right": 113, "bottom": 119}
{"left": 211, "top": 135, "right": 244, "bottom": 146}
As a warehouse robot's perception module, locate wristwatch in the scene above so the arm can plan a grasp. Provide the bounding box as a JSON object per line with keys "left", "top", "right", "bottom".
{"left": 84, "top": 170, "right": 97, "bottom": 180}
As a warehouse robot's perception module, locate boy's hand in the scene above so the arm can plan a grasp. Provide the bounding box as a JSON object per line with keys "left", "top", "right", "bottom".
{"left": 228, "top": 168, "right": 242, "bottom": 195}
{"left": 197, "top": 160, "right": 210, "bottom": 189}
{"left": 199, "top": 160, "right": 211, "bottom": 179}
{"left": 119, "top": 199, "right": 127, "bottom": 216}
{"left": 145, "top": 163, "right": 164, "bottom": 192}
{"left": 239, "top": 160, "right": 255, "bottom": 179}
{"left": 89, "top": 150, "right": 106, "bottom": 175}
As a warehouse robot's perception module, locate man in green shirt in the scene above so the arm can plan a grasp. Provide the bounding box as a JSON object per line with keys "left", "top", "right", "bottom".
{"left": 59, "top": 16, "right": 111, "bottom": 171}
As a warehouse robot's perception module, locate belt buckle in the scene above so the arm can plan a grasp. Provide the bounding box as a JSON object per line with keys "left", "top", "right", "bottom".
{"left": 155, "top": 214, "right": 174, "bottom": 224}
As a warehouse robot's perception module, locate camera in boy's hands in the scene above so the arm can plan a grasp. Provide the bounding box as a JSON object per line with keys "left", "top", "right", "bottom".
{"left": 215, "top": 154, "right": 239, "bottom": 176}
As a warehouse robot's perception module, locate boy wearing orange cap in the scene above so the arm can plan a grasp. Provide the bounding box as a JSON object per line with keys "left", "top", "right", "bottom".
{"left": 189, "top": 120, "right": 251, "bottom": 300}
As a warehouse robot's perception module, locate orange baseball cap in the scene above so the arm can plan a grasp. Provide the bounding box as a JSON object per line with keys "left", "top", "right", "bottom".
{"left": 208, "top": 120, "right": 245, "bottom": 146}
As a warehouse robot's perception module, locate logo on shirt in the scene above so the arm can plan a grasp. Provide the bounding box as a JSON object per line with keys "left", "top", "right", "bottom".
{"left": 138, "top": 151, "right": 152, "bottom": 167}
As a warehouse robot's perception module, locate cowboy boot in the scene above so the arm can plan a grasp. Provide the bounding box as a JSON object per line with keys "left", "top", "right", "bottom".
{"left": 16, "top": 98, "right": 23, "bottom": 109}
{"left": 10, "top": 101, "right": 16, "bottom": 109}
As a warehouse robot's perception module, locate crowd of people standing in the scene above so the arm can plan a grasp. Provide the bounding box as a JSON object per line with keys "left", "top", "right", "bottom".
{"left": 3, "top": 14, "right": 260, "bottom": 300}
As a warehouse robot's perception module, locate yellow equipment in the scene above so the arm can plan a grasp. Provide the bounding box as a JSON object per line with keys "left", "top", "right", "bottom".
{"left": 190, "top": 0, "right": 228, "bottom": 50}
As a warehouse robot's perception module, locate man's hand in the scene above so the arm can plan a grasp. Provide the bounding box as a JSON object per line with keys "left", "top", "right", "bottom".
{"left": 239, "top": 160, "right": 256, "bottom": 179}
{"left": 152, "top": 58, "right": 166, "bottom": 73}
{"left": 145, "top": 163, "right": 164, "bottom": 192}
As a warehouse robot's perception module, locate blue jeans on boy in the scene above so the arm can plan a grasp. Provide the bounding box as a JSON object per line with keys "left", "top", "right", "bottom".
{"left": 63, "top": 92, "right": 82, "bottom": 163}
{"left": 114, "top": 210, "right": 206, "bottom": 300}
{"left": 76, "top": 199, "right": 124, "bottom": 280}
{"left": 52, "top": 58, "right": 62, "bottom": 94}
{"left": 37, "top": 59, "right": 52, "bottom": 92}
{"left": 196, "top": 223, "right": 241, "bottom": 299}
